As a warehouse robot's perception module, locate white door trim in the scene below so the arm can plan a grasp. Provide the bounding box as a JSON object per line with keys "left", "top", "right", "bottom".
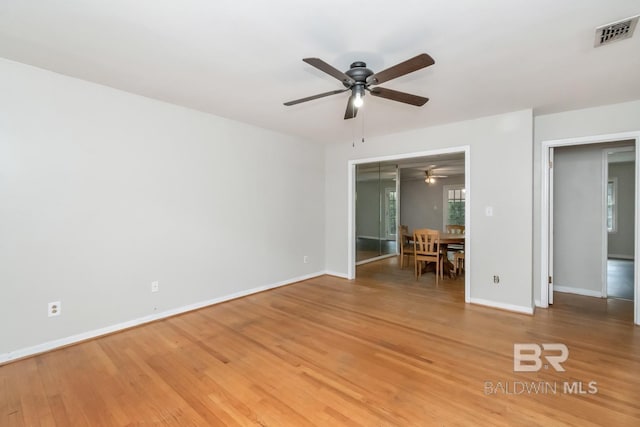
{"left": 602, "top": 150, "right": 609, "bottom": 298}
{"left": 548, "top": 147, "right": 555, "bottom": 305}
{"left": 347, "top": 145, "right": 471, "bottom": 304}
{"left": 540, "top": 131, "right": 640, "bottom": 325}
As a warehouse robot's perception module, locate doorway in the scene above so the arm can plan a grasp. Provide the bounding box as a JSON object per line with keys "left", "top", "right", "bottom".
{"left": 540, "top": 132, "right": 640, "bottom": 324}
{"left": 347, "top": 146, "right": 471, "bottom": 304}
{"left": 605, "top": 147, "right": 636, "bottom": 300}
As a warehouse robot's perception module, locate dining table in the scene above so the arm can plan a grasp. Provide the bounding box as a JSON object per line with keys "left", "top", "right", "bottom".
{"left": 403, "top": 232, "right": 465, "bottom": 248}
{"left": 405, "top": 231, "right": 465, "bottom": 276}
{"left": 437, "top": 233, "right": 465, "bottom": 275}
{"left": 438, "top": 232, "right": 466, "bottom": 246}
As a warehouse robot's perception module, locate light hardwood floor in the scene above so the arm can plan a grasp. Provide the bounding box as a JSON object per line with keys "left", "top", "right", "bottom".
{"left": 2, "top": 257, "right": 640, "bottom": 426}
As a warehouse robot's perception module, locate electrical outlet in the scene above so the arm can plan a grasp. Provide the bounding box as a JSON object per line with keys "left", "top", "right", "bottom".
{"left": 48, "top": 301, "right": 61, "bottom": 317}
{"left": 493, "top": 275, "right": 500, "bottom": 284}
{"left": 151, "top": 281, "right": 159, "bottom": 292}
{"left": 303, "top": 255, "right": 309, "bottom": 264}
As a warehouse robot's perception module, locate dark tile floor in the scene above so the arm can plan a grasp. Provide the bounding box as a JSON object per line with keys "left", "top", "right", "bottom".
{"left": 608, "top": 258, "right": 634, "bottom": 300}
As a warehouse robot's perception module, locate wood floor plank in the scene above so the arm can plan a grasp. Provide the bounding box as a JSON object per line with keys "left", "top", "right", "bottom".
{"left": 2, "top": 256, "right": 640, "bottom": 425}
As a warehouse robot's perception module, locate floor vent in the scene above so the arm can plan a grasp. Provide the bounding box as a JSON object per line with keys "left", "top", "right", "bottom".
{"left": 595, "top": 15, "right": 639, "bottom": 47}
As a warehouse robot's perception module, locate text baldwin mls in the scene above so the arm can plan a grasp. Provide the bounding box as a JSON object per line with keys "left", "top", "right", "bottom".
{"left": 484, "top": 380, "right": 598, "bottom": 395}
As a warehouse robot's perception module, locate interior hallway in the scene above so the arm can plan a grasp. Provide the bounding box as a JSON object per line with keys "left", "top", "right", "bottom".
{"left": 608, "top": 258, "right": 634, "bottom": 300}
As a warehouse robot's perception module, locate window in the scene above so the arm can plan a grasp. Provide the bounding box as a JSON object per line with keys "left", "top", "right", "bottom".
{"left": 385, "top": 189, "right": 397, "bottom": 239}
{"left": 443, "top": 185, "right": 465, "bottom": 227}
{"left": 607, "top": 178, "right": 617, "bottom": 232}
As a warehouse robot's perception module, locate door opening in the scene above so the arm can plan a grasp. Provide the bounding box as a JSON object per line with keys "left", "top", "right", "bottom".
{"left": 541, "top": 132, "right": 640, "bottom": 324}
{"left": 347, "top": 146, "right": 471, "bottom": 304}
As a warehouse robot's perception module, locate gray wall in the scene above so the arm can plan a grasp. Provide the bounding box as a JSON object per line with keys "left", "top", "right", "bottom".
{"left": 0, "top": 58, "right": 326, "bottom": 359}
{"left": 326, "top": 109, "right": 534, "bottom": 312}
{"left": 553, "top": 145, "right": 604, "bottom": 295}
{"left": 608, "top": 161, "right": 635, "bottom": 258}
{"left": 400, "top": 176, "right": 464, "bottom": 233}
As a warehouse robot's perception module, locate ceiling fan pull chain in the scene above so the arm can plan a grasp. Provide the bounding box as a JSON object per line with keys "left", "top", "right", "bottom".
{"left": 361, "top": 107, "right": 365, "bottom": 143}
{"left": 352, "top": 115, "right": 356, "bottom": 148}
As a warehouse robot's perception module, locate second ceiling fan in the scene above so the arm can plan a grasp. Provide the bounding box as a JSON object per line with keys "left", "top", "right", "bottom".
{"left": 284, "top": 53, "right": 435, "bottom": 119}
{"left": 425, "top": 167, "right": 448, "bottom": 184}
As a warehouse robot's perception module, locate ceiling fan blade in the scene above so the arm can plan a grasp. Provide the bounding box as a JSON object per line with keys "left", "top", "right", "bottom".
{"left": 369, "top": 87, "right": 429, "bottom": 106}
{"left": 284, "top": 88, "right": 349, "bottom": 106}
{"left": 344, "top": 94, "right": 357, "bottom": 120}
{"left": 303, "top": 58, "right": 355, "bottom": 85}
{"left": 367, "top": 53, "right": 435, "bottom": 85}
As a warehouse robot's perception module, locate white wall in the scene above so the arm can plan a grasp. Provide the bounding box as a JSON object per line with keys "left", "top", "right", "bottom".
{"left": 608, "top": 161, "right": 635, "bottom": 258}
{"left": 553, "top": 145, "right": 604, "bottom": 295}
{"left": 400, "top": 176, "right": 464, "bottom": 232}
{"left": 325, "top": 110, "right": 534, "bottom": 312}
{"left": 533, "top": 100, "right": 640, "bottom": 305}
{"left": 0, "top": 58, "right": 326, "bottom": 360}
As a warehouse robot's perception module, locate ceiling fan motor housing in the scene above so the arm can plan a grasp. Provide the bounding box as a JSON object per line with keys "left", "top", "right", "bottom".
{"left": 344, "top": 62, "right": 373, "bottom": 102}
{"left": 344, "top": 62, "right": 373, "bottom": 87}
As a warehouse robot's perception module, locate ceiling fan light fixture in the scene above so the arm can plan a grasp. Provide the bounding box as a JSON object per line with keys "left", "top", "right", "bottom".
{"left": 354, "top": 92, "right": 364, "bottom": 108}
{"left": 425, "top": 175, "right": 436, "bottom": 184}
{"left": 353, "top": 85, "right": 365, "bottom": 108}
{"left": 425, "top": 169, "right": 441, "bottom": 184}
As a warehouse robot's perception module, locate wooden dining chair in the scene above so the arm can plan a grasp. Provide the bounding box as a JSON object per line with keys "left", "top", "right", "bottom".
{"left": 454, "top": 251, "right": 465, "bottom": 275}
{"left": 413, "top": 228, "right": 442, "bottom": 285}
{"left": 398, "top": 224, "right": 414, "bottom": 268}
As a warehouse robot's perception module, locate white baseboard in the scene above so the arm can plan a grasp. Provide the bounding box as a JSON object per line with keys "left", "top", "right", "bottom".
{"left": 324, "top": 270, "right": 350, "bottom": 279}
{"left": 554, "top": 286, "right": 603, "bottom": 298}
{"left": 469, "top": 298, "right": 535, "bottom": 315}
{"left": 608, "top": 254, "right": 634, "bottom": 260}
{"left": 0, "top": 271, "right": 326, "bottom": 365}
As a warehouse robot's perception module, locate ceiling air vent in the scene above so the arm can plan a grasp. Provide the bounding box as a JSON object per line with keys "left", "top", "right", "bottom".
{"left": 594, "top": 15, "right": 639, "bottom": 47}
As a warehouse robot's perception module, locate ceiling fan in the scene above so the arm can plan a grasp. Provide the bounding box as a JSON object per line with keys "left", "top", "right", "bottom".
{"left": 425, "top": 167, "right": 447, "bottom": 184}
{"left": 284, "top": 53, "right": 435, "bottom": 119}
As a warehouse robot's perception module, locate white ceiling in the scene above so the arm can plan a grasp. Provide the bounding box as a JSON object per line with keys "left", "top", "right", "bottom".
{"left": 1, "top": 1, "right": 639, "bottom": 143}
